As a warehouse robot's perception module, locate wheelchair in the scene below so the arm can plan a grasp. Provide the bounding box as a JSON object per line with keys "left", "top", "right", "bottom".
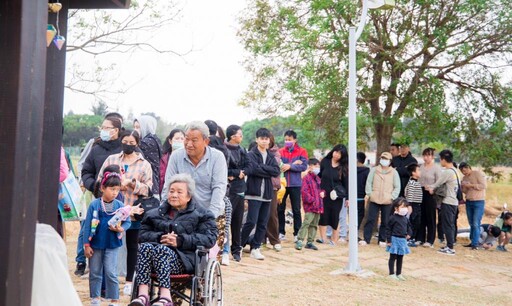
{"left": 131, "top": 246, "right": 223, "bottom": 306}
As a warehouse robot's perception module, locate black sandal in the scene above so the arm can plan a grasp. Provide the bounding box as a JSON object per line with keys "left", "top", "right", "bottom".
{"left": 129, "top": 294, "right": 149, "bottom": 306}
{"left": 151, "top": 296, "right": 173, "bottom": 306}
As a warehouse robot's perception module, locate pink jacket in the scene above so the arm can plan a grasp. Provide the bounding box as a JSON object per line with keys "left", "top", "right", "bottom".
{"left": 59, "top": 147, "right": 69, "bottom": 182}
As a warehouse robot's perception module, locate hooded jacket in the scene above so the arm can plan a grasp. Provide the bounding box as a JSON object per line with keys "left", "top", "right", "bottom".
{"left": 278, "top": 143, "right": 308, "bottom": 187}
{"left": 225, "top": 141, "right": 248, "bottom": 194}
{"left": 138, "top": 200, "right": 218, "bottom": 274}
{"left": 357, "top": 166, "right": 370, "bottom": 199}
{"left": 135, "top": 115, "right": 163, "bottom": 195}
{"left": 81, "top": 138, "right": 122, "bottom": 192}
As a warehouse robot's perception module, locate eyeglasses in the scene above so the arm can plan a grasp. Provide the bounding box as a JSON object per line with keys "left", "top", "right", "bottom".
{"left": 99, "top": 126, "right": 115, "bottom": 131}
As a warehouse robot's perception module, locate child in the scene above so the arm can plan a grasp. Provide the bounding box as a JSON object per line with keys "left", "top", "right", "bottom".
{"left": 404, "top": 164, "right": 422, "bottom": 246}
{"left": 386, "top": 197, "right": 412, "bottom": 281}
{"left": 478, "top": 224, "right": 501, "bottom": 249}
{"left": 494, "top": 212, "right": 512, "bottom": 251}
{"left": 296, "top": 158, "right": 324, "bottom": 251}
{"left": 83, "top": 171, "right": 131, "bottom": 306}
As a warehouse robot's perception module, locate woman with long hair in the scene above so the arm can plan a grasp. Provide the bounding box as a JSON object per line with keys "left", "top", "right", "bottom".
{"left": 317, "top": 144, "right": 348, "bottom": 245}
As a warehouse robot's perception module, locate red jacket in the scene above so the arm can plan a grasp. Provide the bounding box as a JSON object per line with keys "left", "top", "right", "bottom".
{"left": 278, "top": 143, "right": 308, "bottom": 187}
{"left": 301, "top": 172, "right": 324, "bottom": 214}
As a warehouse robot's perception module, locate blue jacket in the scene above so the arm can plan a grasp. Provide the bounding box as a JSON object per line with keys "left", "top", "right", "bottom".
{"left": 82, "top": 198, "right": 131, "bottom": 249}
{"left": 278, "top": 143, "right": 308, "bottom": 187}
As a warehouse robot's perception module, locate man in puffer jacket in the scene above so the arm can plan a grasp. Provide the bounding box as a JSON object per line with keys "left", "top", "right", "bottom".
{"left": 277, "top": 130, "right": 308, "bottom": 241}
{"left": 134, "top": 115, "right": 163, "bottom": 196}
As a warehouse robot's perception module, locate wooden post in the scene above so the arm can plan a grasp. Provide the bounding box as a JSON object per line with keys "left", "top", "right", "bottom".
{"left": 38, "top": 0, "right": 69, "bottom": 230}
{"left": 0, "top": 0, "right": 47, "bottom": 305}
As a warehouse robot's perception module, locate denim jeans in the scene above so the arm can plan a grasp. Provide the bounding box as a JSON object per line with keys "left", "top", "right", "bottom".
{"left": 466, "top": 200, "right": 485, "bottom": 246}
{"left": 75, "top": 221, "right": 86, "bottom": 264}
{"left": 89, "top": 248, "right": 119, "bottom": 300}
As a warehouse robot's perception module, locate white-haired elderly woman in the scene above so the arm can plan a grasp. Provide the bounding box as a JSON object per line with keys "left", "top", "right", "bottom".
{"left": 129, "top": 173, "right": 218, "bottom": 306}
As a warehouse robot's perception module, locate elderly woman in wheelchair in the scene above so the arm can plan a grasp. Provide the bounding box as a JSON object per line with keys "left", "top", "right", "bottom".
{"left": 129, "top": 173, "right": 218, "bottom": 306}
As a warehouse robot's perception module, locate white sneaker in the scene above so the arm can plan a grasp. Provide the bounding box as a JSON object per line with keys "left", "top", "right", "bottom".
{"left": 379, "top": 241, "right": 387, "bottom": 247}
{"left": 338, "top": 238, "right": 347, "bottom": 244}
{"left": 250, "top": 248, "right": 265, "bottom": 260}
{"left": 294, "top": 235, "right": 298, "bottom": 243}
{"left": 273, "top": 244, "right": 282, "bottom": 252}
{"left": 359, "top": 240, "right": 367, "bottom": 246}
{"left": 279, "top": 233, "right": 287, "bottom": 241}
{"left": 422, "top": 242, "right": 433, "bottom": 248}
{"left": 123, "top": 283, "right": 132, "bottom": 296}
{"left": 221, "top": 253, "right": 230, "bottom": 266}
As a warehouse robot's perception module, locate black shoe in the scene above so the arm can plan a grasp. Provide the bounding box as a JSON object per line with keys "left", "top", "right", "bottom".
{"left": 232, "top": 252, "right": 241, "bottom": 262}
{"left": 463, "top": 243, "right": 473, "bottom": 248}
{"left": 305, "top": 243, "right": 318, "bottom": 250}
{"left": 74, "top": 262, "right": 86, "bottom": 276}
{"left": 471, "top": 246, "right": 481, "bottom": 250}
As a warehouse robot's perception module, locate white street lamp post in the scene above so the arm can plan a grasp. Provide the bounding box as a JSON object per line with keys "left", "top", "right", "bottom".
{"left": 346, "top": 0, "right": 394, "bottom": 273}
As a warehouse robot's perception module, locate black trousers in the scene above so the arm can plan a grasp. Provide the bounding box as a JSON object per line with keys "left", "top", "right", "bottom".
{"left": 357, "top": 199, "right": 365, "bottom": 231}
{"left": 409, "top": 203, "right": 421, "bottom": 241}
{"left": 126, "top": 228, "right": 139, "bottom": 282}
{"left": 440, "top": 204, "right": 458, "bottom": 249}
{"left": 417, "top": 190, "right": 437, "bottom": 244}
{"left": 363, "top": 202, "right": 391, "bottom": 244}
{"left": 278, "top": 187, "right": 302, "bottom": 236}
{"left": 229, "top": 193, "right": 245, "bottom": 255}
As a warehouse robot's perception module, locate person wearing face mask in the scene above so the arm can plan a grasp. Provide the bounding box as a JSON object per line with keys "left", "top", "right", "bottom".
{"left": 391, "top": 141, "right": 418, "bottom": 197}
{"left": 159, "top": 129, "right": 185, "bottom": 194}
{"left": 386, "top": 197, "right": 413, "bottom": 281}
{"left": 362, "top": 152, "right": 401, "bottom": 246}
{"left": 278, "top": 130, "right": 309, "bottom": 242}
{"left": 295, "top": 158, "right": 324, "bottom": 251}
{"left": 76, "top": 116, "right": 123, "bottom": 276}
{"left": 133, "top": 115, "right": 163, "bottom": 197}
{"left": 98, "top": 129, "right": 152, "bottom": 296}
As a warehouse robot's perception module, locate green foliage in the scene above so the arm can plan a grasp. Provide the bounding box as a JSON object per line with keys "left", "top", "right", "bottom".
{"left": 238, "top": 0, "right": 512, "bottom": 168}
{"left": 63, "top": 114, "right": 103, "bottom": 147}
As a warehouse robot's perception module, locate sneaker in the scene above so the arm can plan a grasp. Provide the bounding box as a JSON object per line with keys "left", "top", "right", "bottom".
{"left": 379, "top": 241, "right": 387, "bottom": 247}
{"left": 415, "top": 241, "right": 423, "bottom": 246}
{"left": 316, "top": 239, "right": 325, "bottom": 244}
{"left": 438, "top": 247, "right": 455, "bottom": 255}
{"left": 422, "top": 242, "right": 433, "bottom": 248}
{"left": 221, "top": 253, "right": 230, "bottom": 266}
{"left": 407, "top": 240, "right": 417, "bottom": 247}
{"left": 396, "top": 274, "right": 406, "bottom": 281}
{"left": 388, "top": 274, "right": 399, "bottom": 280}
{"left": 74, "top": 262, "right": 86, "bottom": 276}
{"left": 123, "top": 283, "right": 132, "bottom": 296}
{"left": 496, "top": 245, "right": 507, "bottom": 252}
{"left": 294, "top": 235, "right": 298, "bottom": 243}
{"left": 305, "top": 242, "right": 318, "bottom": 250}
{"left": 295, "top": 240, "right": 303, "bottom": 250}
{"left": 338, "top": 238, "right": 347, "bottom": 244}
{"left": 250, "top": 248, "right": 265, "bottom": 260}
{"left": 328, "top": 240, "right": 336, "bottom": 246}
{"left": 471, "top": 246, "right": 482, "bottom": 250}
{"left": 279, "top": 233, "right": 287, "bottom": 241}
{"left": 359, "top": 240, "right": 367, "bottom": 246}
{"left": 463, "top": 243, "right": 473, "bottom": 248}
{"left": 90, "top": 298, "right": 101, "bottom": 306}
{"left": 273, "top": 244, "right": 282, "bottom": 252}
{"left": 232, "top": 252, "right": 241, "bottom": 262}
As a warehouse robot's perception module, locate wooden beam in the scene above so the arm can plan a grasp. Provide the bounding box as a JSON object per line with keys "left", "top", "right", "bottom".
{"left": 69, "top": 0, "right": 130, "bottom": 9}
{"left": 38, "top": 0, "right": 69, "bottom": 229}
{"left": 0, "top": 0, "right": 47, "bottom": 305}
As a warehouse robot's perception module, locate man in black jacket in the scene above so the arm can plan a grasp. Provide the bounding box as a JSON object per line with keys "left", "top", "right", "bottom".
{"left": 224, "top": 125, "right": 248, "bottom": 262}
{"left": 240, "top": 128, "right": 280, "bottom": 261}
{"left": 392, "top": 142, "right": 418, "bottom": 197}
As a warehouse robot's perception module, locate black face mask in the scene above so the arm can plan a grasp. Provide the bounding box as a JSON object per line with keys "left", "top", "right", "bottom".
{"left": 122, "top": 144, "right": 136, "bottom": 155}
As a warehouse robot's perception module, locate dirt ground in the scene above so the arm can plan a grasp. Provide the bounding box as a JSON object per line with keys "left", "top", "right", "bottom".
{"left": 66, "top": 183, "right": 512, "bottom": 306}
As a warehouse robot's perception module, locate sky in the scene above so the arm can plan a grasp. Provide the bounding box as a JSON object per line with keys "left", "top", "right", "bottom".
{"left": 63, "top": 0, "right": 256, "bottom": 128}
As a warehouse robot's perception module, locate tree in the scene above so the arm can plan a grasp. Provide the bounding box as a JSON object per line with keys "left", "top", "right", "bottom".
{"left": 90, "top": 100, "right": 109, "bottom": 116}
{"left": 63, "top": 114, "right": 103, "bottom": 147}
{"left": 65, "top": 0, "right": 188, "bottom": 101}
{"left": 238, "top": 0, "right": 512, "bottom": 167}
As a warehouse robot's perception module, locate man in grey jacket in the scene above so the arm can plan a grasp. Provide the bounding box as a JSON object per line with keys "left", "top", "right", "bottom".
{"left": 161, "top": 121, "right": 227, "bottom": 218}
{"left": 426, "top": 149, "right": 460, "bottom": 256}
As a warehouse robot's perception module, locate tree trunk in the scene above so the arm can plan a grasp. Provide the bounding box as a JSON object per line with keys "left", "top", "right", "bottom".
{"left": 374, "top": 121, "right": 394, "bottom": 160}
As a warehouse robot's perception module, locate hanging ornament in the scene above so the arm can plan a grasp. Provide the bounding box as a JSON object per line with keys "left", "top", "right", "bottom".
{"left": 47, "top": 25, "right": 57, "bottom": 47}
{"left": 53, "top": 35, "right": 66, "bottom": 50}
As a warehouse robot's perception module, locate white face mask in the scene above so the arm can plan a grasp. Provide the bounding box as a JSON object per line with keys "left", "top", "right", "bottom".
{"left": 312, "top": 168, "right": 320, "bottom": 175}
{"left": 380, "top": 159, "right": 391, "bottom": 167}
{"left": 397, "top": 207, "right": 408, "bottom": 216}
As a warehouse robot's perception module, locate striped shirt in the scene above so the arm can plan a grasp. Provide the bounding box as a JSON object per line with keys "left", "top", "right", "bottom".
{"left": 99, "top": 152, "right": 153, "bottom": 207}
{"left": 405, "top": 178, "right": 423, "bottom": 204}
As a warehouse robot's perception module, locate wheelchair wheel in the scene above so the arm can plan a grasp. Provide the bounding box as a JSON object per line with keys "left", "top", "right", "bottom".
{"left": 204, "top": 259, "right": 223, "bottom": 305}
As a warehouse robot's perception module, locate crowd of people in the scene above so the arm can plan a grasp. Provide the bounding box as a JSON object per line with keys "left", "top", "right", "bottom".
{"left": 69, "top": 113, "right": 511, "bottom": 305}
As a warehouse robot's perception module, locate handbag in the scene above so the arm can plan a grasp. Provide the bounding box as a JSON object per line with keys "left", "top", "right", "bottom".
{"left": 330, "top": 172, "right": 347, "bottom": 201}
{"left": 133, "top": 191, "right": 160, "bottom": 221}
{"left": 58, "top": 171, "right": 83, "bottom": 221}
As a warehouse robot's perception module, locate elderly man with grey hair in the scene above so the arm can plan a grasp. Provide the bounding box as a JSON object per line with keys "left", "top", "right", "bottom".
{"left": 161, "top": 121, "right": 228, "bottom": 218}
